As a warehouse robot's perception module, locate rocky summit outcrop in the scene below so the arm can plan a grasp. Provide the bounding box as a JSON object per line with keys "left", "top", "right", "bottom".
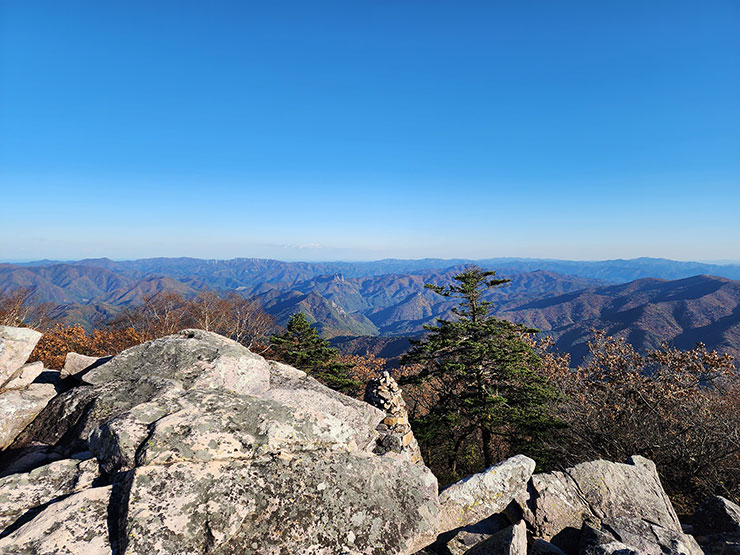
{"left": 0, "top": 328, "right": 441, "bottom": 554}
{"left": 2, "top": 325, "right": 739, "bottom": 554}
{"left": 420, "top": 453, "right": 718, "bottom": 555}
{"left": 514, "top": 455, "right": 699, "bottom": 554}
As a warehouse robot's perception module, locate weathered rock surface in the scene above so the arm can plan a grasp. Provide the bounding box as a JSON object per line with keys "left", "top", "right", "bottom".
{"left": 0, "top": 326, "right": 42, "bottom": 386}
{"left": 0, "top": 485, "right": 113, "bottom": 554}
{"left": 60, "top": 352, "right": 112, "bottom": 379}
{"left": 83, "top": 329, "right": 272, "bottom": 395}
{"left": 464, "top": 520, "right": 527, "bottom": 555}
{"left": 89, "top": 386, "right": 378, "bottom": 474}
{"left": 0, "top": 383, "right": 57, "bottom": 450}
{"left": 0, "top": 329, "right": 440, "bottom": 554}
{"left": 122, "top": 452, "right": 439, "bottom": 555}
{"left": 580, "top": 518, "right": 704, "bottom": 555}
{"left": 440, "top": 514, "right": 512, "bottom": 555}
{"left": 364, "top": 370, "right": 423, "bottom": 464}
{"left": 517, "top": 455, "right": 682, "bottom": 553}
{"left": 2, "top": 361, "right": 44, "bottom": 390}
{"left": 0, "top": 454, "right": 99, "bottom": 530}
{"left": 439, "top": 454, "right": 535, "bottom": 533}
{"left": 264, "top": 360, "right": 383, "bottom": 451}
{"left": 11, "top": 329, "right": 282, "bottom": 452}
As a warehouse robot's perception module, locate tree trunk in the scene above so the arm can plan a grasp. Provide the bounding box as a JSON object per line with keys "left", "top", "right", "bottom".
{"left": 481, "top": 427, "right": 494, "bottom": 468}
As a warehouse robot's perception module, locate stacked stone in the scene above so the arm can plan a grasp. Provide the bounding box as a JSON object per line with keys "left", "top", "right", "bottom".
{"left": 364, "top": 370, "right": 424, "bottom": 464}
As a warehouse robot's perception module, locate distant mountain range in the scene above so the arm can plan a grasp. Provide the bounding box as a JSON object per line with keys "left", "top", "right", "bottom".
{"left": 2, "top": 256, "right": 740, "bottom": 363}
{"left": 13, "top": 256, "right": 740, "bottom": 284}
{"left": 500, "top": 275, "right": 740, "bottom": 362}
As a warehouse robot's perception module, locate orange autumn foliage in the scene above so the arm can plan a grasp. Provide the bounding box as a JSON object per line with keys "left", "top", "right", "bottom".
{"left": 29, "top": 323, "right": 145, "bottom": 369}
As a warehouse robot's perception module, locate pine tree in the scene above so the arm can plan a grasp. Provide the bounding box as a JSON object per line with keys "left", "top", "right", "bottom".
{"left": 269, "top": 312, "right": 360, "bottom": 395}
{"left": 401, "top": 266, "right": 559, "bottom": 478}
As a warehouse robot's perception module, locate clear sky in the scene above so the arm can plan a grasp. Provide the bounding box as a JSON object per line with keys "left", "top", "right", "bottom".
{"left": 1, "top": 1, "right": 739, "bottom": 262}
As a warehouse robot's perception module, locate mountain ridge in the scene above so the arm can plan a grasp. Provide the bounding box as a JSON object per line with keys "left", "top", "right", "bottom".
{"left": 2, "top": 258, "right": 739, "bottom": 362}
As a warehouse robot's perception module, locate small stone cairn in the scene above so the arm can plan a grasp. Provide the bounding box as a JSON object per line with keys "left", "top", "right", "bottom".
{"left": 364, "top": 371, "right": 423, "bottom": 464}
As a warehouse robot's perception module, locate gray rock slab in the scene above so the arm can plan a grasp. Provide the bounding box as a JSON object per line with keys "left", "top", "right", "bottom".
{"left": 442, "top": 514, "right": 512, "bottom": 555}
{"left": 580, "top": 517, "right": 704, "bottom": 555}
{"left": 10, "top": 376, "right": 184, "bottom": 452}
{"left": 0, "top": 485, "right": 112, "bottom": 554}
{"left": 0, "top": 383, "right": 57, "bottom": 449}
{"left": 693, "top": 496, "right": 740, "bottom": 537}
{"left": 0, "top": 456, "right": 100, "bottom": 532}
{"left": 60, "top": 352, "right": 112, "bottom": 379}
{"left": 83, "top": 329, "right": 271, "bottom": 397}
{"left": 0, "top": 326, "right": 42, "bottom": 386}
{"left": 122, "top": 452, "right": 440, "bottom": 555}
{"left": 89, "top": 386, "right": 376, "bottom": 474}
{"left": 264, "top": 360, "right": 384, "bottom": 452}
{"left": 517, "top": 456, "right": 682, "bottom": 552}
{"left": 464, "top": 520, "right": 527, "bottom": 555}
{"left": 2, "top": 361, "right": 44, "bottom": 390}
{"left": 439, "top": 455, "right": 535, "bottom": 533}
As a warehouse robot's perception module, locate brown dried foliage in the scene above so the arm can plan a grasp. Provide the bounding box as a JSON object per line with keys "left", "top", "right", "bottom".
{"left": 541, "top": 330, "right": 740, "bottom": 512}
{"left": 29, "top": 323, "right": 145, "bottom": 369}
{"left": 0, "top": 288, "right": 52, "bottom": 329}
{"left": 111, "top": 291, "right": 276, "bottom": 352}
{"left": 28, "top": 290, "right": 277, "bottom": 369}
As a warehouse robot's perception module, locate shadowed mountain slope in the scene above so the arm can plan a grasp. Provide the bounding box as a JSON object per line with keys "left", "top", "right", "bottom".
{"left": 500, "top": 275, "right": 740, "bottom": 363}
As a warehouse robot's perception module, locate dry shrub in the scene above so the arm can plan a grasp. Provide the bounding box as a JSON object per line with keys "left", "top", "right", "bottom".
{"left": 0, "top": 288, "right": 52, "bottom": 328}
{"left": 29, "top": 323, "right": 145, "bottom": 369}
{"left": 542, "top": 330, "right": 740, "bottom": 512}
{"left": 111, "top": 290, "right": 276, "bottom": 352}
{"left": 30, "top": 290, "right": 277, "bottom": 369}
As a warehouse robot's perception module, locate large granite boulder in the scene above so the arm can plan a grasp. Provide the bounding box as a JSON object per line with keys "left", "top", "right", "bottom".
{"left": 438, "top": 455, "right": 535, "bottom": 533}
{"left": 121, "top": 452, "right": 439, "bottom": 555}
{"left": 88, "top": 386, "right": 380, "bottom": 474}
{"left": 0, "top": 326, "right": 42, "bottom": 386}
{"left": 0, "top": 329, "right": 441, "bottom": 554}
{"left": 579, "top": 518, "right": 704, "bottom": 555}
{"left": 516, "top": 456, "right": 684, "bottom": 554}
{"left": 0, "top": 383, "right": 57, "bottom": 450}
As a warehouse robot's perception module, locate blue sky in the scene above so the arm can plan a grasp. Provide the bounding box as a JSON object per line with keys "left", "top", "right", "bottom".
{"left": 1, "top": 1, "right": 739, "bottom": 262}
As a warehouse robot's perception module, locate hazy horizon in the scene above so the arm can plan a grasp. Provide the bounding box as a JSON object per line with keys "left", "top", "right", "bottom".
{"left": 4, "top": 254, "right": 740, "bottom": 267}
{"left": 2, "top": 2, "right": 738, "bottom": 261}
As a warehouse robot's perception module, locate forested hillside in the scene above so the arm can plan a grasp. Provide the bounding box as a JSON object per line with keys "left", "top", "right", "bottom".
{"left": 2, "top": 257, "right": 740, "bottom": 362}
